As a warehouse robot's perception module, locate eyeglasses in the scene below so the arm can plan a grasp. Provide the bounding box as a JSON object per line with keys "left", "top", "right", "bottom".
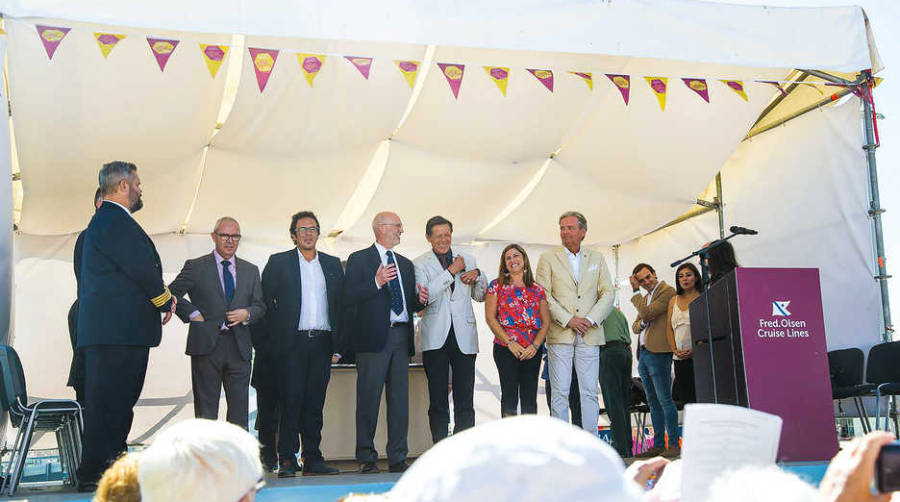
{"left": 294, "top": 226, "right": 320, "bottom": 234}
{"left": 377, "top": 223, "right": 403, "bottom": 229}
{"left": 214, "top": 232, "right": 242, "bottom": 242}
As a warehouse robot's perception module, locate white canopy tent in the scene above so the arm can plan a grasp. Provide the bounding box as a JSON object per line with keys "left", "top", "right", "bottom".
{"left": 0, "top": 0, "right": 888, "bottom": 441}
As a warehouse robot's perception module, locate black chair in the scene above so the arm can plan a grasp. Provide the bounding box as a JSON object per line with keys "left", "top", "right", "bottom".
{"left": 866, "top": 341, "right": 900, "bottom": 433}
{"left": 0, "top": 345, "right": 83, "bottom": 495}
{"left": 828, "top": 348, "right": 874, "bottom": 433}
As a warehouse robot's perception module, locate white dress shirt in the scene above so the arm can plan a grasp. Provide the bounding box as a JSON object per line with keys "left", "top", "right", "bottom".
{"left": 374, "top": 242, "right": 409, "bottom": 323}
{"left": 565, "top": 247, "right": 582, "bottom": 283}
{"left": 188, "top": 250, "right": 237, "bottom": 329}
{"left": 297, "top": 250, "right": 331, "bottom": 331}
{"left": 638, "top": 282, "right": 661, "bottom": 347}
{"left": 105, "top": 199, "right": 133, "bottom": 218}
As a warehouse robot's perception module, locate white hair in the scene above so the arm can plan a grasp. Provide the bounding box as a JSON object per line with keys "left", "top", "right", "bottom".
{"left": 705, "top": 465, "right": 818, "bottom": 502}
{"left": 138, "top": 419, "right": 262, "bottom": 502}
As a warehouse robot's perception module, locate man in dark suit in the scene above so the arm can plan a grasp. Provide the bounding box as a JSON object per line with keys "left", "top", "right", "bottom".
{"left": 67, "top": 187, "right": 102, "bottom": 404}
{"left": 345, "top": 211, "right": 428, "bottom": 474}
{"left": 76, "top": 161, "right": 175, "bottom": 489}
{"left": 167, "top": 216, "right": 265, "bottom": 429}
{"left": 261, "top": 211, "right": 344, "bottom": 477}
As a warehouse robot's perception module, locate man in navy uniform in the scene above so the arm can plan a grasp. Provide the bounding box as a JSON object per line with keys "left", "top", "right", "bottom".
{"left": 75, "top": 161, "right": 175, "bottom": 489}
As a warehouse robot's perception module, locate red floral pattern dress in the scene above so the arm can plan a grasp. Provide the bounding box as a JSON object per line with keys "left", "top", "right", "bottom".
{"left": 486, "top": 279, "right": 546, "bottom": 348}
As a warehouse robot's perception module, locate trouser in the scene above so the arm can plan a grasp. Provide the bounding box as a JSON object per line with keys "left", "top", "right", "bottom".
{"left": 356, "top": 326, "right": 409, "bottom": 464}
{"left": 255, "top": 382, "right": 280, "bottom": 466}
{"left": 278, "top": 331, "right": 333, "bottom": 463}
{"left": 548, "top": 336, "right": 600, "bottom": 433}
{"left": 493, "top": 344, "right": 540, "bottom": 417}
{"left": 77, "top": 345, "right": 149, "bottom": 483}
{"left": 600, "top": 342, "right": 634, "bottom": 457}
{"left": 673, "top": 357, "right": 696, "bottom": 404}
{"left": 191, "top": 332, "right": 251, "bottom": 429}
{"left": 638, "top": 347, "right": 679, "bottom": 448}
{"left": 422, "top": 327, "right": 476, "bottom": 442}
{"left": 544, "top": 366, "right": 581, "bottom": 428}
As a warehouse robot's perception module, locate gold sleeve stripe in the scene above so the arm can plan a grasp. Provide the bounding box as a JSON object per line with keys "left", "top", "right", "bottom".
{"left": 150, "top": 287, "right": 171, "bottom": 308}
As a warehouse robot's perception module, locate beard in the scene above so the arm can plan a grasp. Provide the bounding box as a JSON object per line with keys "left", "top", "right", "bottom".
{"left": 130, "top": 195, "right": 143, "bottom": 213}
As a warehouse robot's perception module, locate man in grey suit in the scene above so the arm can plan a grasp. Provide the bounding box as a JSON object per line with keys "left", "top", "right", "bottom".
{"left": 169, "top": 216, "right": 266, "bottom": 429}
{"left": 413, "top": 216, "right": 486, "bottom": 442}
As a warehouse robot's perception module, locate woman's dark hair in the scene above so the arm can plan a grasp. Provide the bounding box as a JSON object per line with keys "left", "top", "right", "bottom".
{"left": 498, "top": 243, "right": 535, "bottom": 288}
{"left": 675, "top": 263, "right": 704, "bottom": 295}
{"left": 708, "top": 240, "right": 739, "bottom": 283}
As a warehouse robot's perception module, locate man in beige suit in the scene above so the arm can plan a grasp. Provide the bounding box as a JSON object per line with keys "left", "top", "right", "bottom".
{"left": 536, "top": 211, "right": 614, "bottom": 433}
{"left": 630, "top": 263, "right": 678, "bottom": 458}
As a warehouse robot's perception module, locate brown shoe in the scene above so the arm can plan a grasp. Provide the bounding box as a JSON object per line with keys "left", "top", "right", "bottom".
{"left": 634, "top": 446, "right": 664, "bottom": 458}
{"left": 662, "top": 446, "right": 681, "bottom": 458}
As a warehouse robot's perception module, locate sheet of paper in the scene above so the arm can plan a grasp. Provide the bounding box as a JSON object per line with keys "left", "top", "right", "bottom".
{"left": 680, "top": 403, "right": 783, "bottom": 502}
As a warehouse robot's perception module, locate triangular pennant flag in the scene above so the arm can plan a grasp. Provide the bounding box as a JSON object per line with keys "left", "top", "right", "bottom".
{"left": 36, "top": 25, "right": 70, "bottom": 60}
{"left": 758, "top": 80, "right": 787, "bottom": 97}
{"left": 248, "top": 48, "right": 279, "bottom": 92}
{"left": 484, "top": 67, "right": 510, "bottom": 96}
{"left": 645, "top": 77, "right": 668, "bottom": 110}
{"left": 437, "top": 63, "right": 465, "bottom": 99}
{"left": 569, "top": 72, "right": 593, "bottom": 90}
{"left": 719, "top": 80, "right": 748, "bottom": 101}
{"left": 147, "top": 38, "right": 180, "bottom": 71}
{"left": 345, "top": 56, "right": 373, "bottom": 79}
{"left": 94, "top": 33, "right": 125, "bottom": 59}
{"left": 199, "top": 44, "right": 229, "bottom": 78}
{"left": 527, "top": 69, "right": 554, "bottom": 92}
{"left": 682, "top": 78, "right": 710, "bottom": 103}
{"left": 394, "top": 60, "right": 419, "bottom": 89}
{"left": 605, "top": 74, "right": 631, "bottom": 105}
{"left": 297, "top": 54, "right": 326, "bottom": 87}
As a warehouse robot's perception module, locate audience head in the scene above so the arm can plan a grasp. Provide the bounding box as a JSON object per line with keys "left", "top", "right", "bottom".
{"left": 211, "top": 217, "right": 241, "bottom": 260}
{"left": 387, "top": 415, "right": 641, "bottom": 502}
{"left": 675, "top": 263, "right": 704, "bottom": 295}
{"left": 94, "top": 452, "right": 141, "bottom": 502}
{"left": 98, "top": 161, "right": 142, "bottom": 213}
{"left": 632, "top": 263, "right": 658, "bottom": 293}
{"left": 290, "top": 210, "right": 321, "bottom": 251}
{"left": 706, "top": 465, "right": 818, "bottom": 502}
{"left": 93, "top": 187, "right": 103, "bottom": 210}
{"left": 138, "top": 419, "right": 263, "bottom": 502}
{"left": 372, "top": 212, "right": 403, "bottom": 249}
{"left": 558, "top": 211, "right": 587, "bottom": 253}
{"left": 706, "top": 240, "right": 739, "bottom": 282}
{"left": 425, "top": 216, "right": 453, "bottom": 254}
{"left": 498, "top": 243, "right": 534, "bottom": 288}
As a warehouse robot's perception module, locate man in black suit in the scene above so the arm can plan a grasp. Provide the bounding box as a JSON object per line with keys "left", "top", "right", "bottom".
{"left": 168, "top": 216, "right": 265, "bottom": 429}
{"left": 345, "top": 211, "right": 428, "bottom": 474}
{"left": 67, "top": 187, "right": 102, "bottom": 404}
{"left": 76, "top": 161, "right": 176, "bottom": 488}
{"left": 261, "top": 211, "right": 344, "bottom": 477}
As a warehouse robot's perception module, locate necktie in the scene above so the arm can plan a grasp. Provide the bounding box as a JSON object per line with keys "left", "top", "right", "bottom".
{"left": 386, "top": 251, "right": 404, "bottom": 316}
{"left": 222, "top": 260, "right": 235, "bottom": 305}
{"left": 439, "top": 253, "right": 455, "bottom": 293}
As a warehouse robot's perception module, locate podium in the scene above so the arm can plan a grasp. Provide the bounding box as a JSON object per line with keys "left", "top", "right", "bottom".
{"left": 689, "top": 267, "right": 838, "bottom": 462}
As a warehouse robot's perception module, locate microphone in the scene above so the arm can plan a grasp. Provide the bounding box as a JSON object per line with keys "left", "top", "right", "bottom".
{"left": 729, "top": 226, "right": 758, "bottom": 235}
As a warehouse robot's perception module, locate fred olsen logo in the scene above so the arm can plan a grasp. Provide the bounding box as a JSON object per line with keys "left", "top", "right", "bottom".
{"left": 772, "top": 300, "right": 791, "bottom": 316}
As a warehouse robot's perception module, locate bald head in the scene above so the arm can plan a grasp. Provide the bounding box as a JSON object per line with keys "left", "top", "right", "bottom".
{"left": 372, "top": 211, "right": 403, "bottom": 249}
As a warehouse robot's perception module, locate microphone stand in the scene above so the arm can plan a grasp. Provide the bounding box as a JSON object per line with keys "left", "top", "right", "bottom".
{"left": 670, "top": 231, "right": 744, "bottom": 404}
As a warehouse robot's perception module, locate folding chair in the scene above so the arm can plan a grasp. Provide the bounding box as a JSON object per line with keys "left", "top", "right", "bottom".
{"left": 828, "top": 348, "right": 874, "bottom": 433}
{"left": 866, "top": 341, "right": 900, "bottom": 434}
{"left": 0, "top": 345, "right": 84, "bottom": 495}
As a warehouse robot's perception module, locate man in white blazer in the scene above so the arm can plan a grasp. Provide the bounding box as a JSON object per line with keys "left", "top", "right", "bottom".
{"left": 414, "top": 216, "right": 487, "bottom": 442}
{"left": 536, "top": 211, "right": 615, "bottom": 433}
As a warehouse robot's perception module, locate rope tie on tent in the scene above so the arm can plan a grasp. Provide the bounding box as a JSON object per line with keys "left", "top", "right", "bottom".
{"left": 864, "top": 77, "right": 881, "bottom": 149}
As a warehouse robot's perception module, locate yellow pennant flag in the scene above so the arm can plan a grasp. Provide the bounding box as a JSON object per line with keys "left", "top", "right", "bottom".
{"left": 720, "top": 80, "right": 749, "bottom": 101}
{"left": 394, "top": 60, "right": 420, "bottom": 88}
{"left": 199, "top": 44, "right": 229, "bottom": 78}
{"left": 483, "top": 66, "right": 510, "bottom": 96}
{"left": 94, "top": 33, "right": 125, "bottom": 59}
{"left": 297, "top": 54, "right": 326, "bottom": 87}
{"left": 569, "top": 72, "right": 593, "bottom": 90}
{"left": 645, "top": 77, "right": 668, "bottom": 111}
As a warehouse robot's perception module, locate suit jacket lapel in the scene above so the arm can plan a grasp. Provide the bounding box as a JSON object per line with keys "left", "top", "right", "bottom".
{"left": 556, "top": 248, "right": 576, "bottom": 283}
{"left": 206, "top": 253, "right": 226, "bottom": 305}
{"left": 577, "top": 249, "right": 591, "bottom": 287}
{"left": 233, "top": 257, "right": 250, "bottom": 304}
{"left": 290, "top": 250, "right": 302, "bottom": 303}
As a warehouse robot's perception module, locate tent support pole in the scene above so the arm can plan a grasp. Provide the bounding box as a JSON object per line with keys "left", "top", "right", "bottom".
{"left": 715, "top": 173, "right": 725, "bottom": 239}
{"left": 859, "top": 70, "right": 896, "bottom": 434}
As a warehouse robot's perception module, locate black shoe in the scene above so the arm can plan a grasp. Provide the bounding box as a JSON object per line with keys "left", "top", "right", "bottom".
{"left": 303, "top": 460, "right": 339, "bottom": 476}
{"left": 388, "top": 461, "right": 408, "bottom": 473}
{"left": 76, "top": 481, "right": 98, "bottom": 493}
{"left": 359, "top": 461, "right": 380, "bottom": 474}
{"left": 261, "top": 456, "right": 278, "bottom": 472}
{"left": 278, "top": 460, "right": 298, "bottom": 478}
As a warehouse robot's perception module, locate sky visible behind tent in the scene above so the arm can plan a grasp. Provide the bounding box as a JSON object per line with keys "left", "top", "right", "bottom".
{"left": 708, "top": 0, "right": 899, "bottom": 333}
